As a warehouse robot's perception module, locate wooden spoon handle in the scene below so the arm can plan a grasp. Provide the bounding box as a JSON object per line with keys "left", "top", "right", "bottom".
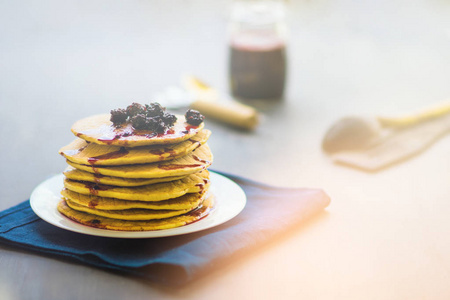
{"left": 190, "top": 99, "right": 259, "bottom": 130}
{"left": 378, "top": 101, "right": 450, "bottom": 127}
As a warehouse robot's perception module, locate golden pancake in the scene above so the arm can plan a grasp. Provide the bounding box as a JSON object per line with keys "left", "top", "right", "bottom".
{"left": 64, "top": 199, "right": 195, "bottom": 220}
{"left": 63, "top": 170, "right": 210, "bottom": 201}
{"left": 71, "top": 114, "right": 204, "bottom": 147}
{"left": 61, "top": 188, "right": 206, "bottom": 211}
{"left": 63, "top": 167, "right": 187, "bottom": 187}
{"left": 66, "top": 144, "right": 212, "bottom": 179}
{"left": 57, "top": 195, "right": 214, "bottom": 231}
{"left": 60, "top": 130, "right": 211, "bottom": 166}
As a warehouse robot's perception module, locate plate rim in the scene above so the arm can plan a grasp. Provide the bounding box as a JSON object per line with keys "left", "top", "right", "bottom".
{"left": 30, "top": 171, "right": 246, "bottom": 239}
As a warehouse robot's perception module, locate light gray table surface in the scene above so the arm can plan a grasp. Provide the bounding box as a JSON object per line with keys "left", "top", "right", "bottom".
{"left": 1, "top": 1, "right": 450, "bottom": 299}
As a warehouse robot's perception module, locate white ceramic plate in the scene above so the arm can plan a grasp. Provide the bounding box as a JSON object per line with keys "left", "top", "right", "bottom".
{"left": 30, "top": 171, "right": 246, "bottom": 238}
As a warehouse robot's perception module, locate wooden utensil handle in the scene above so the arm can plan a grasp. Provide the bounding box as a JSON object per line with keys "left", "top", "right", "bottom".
{"left": 190, "top": 99, "right": 259, "bottom": 130}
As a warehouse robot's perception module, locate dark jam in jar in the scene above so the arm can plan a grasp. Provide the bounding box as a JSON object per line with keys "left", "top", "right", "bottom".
{"left": 229, "top": 33, "right": 286, "bottom": 100}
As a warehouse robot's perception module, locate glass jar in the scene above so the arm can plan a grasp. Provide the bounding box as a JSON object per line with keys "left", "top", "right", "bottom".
{"left": 228, "top": 0, "right": 287, "bottom": 100}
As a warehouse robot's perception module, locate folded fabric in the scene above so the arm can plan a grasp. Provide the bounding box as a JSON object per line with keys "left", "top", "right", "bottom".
{"left": 0, "top": 171, "right": 330, "bottom": 286}
{"left": 329, "top": 113, "right": 450, "bottom": 171}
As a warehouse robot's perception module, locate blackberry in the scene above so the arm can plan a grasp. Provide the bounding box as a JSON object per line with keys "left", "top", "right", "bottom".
{"left": 162, "top": 112, "right": 177, "bottom": 127}
{"left": 130, "top": 114, "right": 148, "bottom": 130}
{"left": 145, "top": 102, "right": 165, "bottom": 117}
{"left": 147, "top": 116, "right": 166, "bottom": 133}
{"left": 126, "top": 102, "right": 145, "bottom": 117}
{"left": 110, "top": 102, "right": 177, "bottom": 133}
{"left": 110, "top": 108, "right": 128, "bottom": 126}
{"left": 185, "top": 109, "right": 204, "bottom": 126}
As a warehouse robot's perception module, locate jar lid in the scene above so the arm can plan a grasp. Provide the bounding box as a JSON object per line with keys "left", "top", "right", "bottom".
{"left": 230, "top": 0, "right": 286, "bottom": 25}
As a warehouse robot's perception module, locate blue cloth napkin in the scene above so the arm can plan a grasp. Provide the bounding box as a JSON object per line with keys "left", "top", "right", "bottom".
{"left": 0, "top": 171, "right": 330, "bottom": 286}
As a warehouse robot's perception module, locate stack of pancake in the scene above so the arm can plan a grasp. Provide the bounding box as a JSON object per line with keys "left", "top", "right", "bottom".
{"left": 57, "top": 112, "right": 214, "bottom": 231}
